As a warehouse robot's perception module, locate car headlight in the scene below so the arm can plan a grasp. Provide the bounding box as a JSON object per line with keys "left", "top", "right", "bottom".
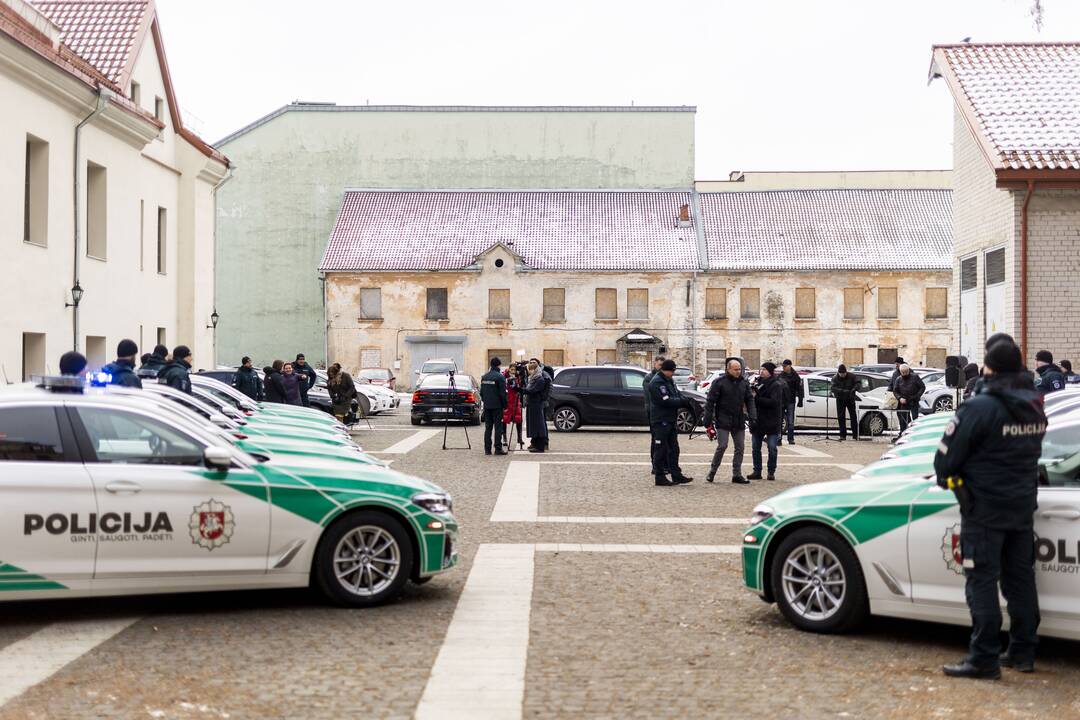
{"left": 412, "top": 492, "right": 453, "bottom": 514}
{"left": 749, "top": 504, "right": 774, "bottom": 526}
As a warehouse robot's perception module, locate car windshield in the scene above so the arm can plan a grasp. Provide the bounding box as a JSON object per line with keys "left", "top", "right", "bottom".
{"left": 420, "top": 374, "right": 472, "bottom": 390}
{"left": 1042, "top": 422, "right": 1080, "bottom": 461}
{"left": 361, "top": 369, "right": 390, "bottom": 379}
{"left": 421, "top": 362, "right": 456, "bottom": 374}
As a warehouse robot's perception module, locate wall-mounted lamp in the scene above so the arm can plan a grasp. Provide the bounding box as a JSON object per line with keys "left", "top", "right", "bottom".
{"left": 207, "top": 309, "right": 220, "bottom": 329}
{"left": 65, "top": 282, "right": 84, "bottom": 308}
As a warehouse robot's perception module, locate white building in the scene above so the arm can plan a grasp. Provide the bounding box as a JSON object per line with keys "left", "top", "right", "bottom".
{"left": 0, "top": 0, "right": 228, "bottom": 381}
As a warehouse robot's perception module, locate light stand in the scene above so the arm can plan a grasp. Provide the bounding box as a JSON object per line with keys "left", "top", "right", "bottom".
{"left": 814, "top": 376, "right": 842, "bottom": 443}
{"left": 441, "top": 370, "right": 471, "bottom": 451}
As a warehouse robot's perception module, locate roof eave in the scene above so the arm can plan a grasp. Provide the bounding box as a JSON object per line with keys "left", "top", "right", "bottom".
{"left": 929, "top": 46, "right": 1006, "bottom": 173}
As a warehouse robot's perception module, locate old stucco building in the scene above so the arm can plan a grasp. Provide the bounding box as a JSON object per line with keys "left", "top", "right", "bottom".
{"left": 320, "top": 188, "right": 952, "bottom": 387}
{"left": 931, "top": 42, "right": 1080, "bottom": 363}
{"left": 1, "top": 0, "right": 227, "bottom": 380}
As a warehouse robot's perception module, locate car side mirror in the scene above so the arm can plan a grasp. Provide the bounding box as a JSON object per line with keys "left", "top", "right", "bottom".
{"left": 203, "top": 446, "right": 232, "bottom": 470}
{"left": 209, "top": 413, "right": 230, "bottom": 427}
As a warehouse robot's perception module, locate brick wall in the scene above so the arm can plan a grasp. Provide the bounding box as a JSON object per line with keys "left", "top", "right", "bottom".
{"left": 1026, "top": 189, "right": 1080, "bottom": 360}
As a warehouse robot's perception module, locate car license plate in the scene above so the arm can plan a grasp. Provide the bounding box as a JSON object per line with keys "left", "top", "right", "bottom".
{"left": 431, "top": 407, "right": 451, "bottom": 413}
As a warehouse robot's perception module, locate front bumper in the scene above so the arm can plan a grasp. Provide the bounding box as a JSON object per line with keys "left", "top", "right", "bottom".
{"left": 418, "top": 514, "right": 460, "bottom": 576}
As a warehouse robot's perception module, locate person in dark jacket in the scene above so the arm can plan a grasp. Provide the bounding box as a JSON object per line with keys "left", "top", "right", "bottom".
{"left": 778, "top": 359, "right": 803, "bottom": 445}
{"left": 58, "top": 351, "right": 87, "bottom": 377}
{"left": 522, "top": 360, "right": 550, "bottom": 452}
{"left": 1060, "top": 359, "right": 1080, "bottom": 384}
{"left": 138, "top": 344, "right": 169, "bottom": 379}
{"left": 749, "top": 363, "right": 784, "bottom": 481}
{"left": 1033, "top": 350, "right": 1066, "bottom": 395}
{"left": 263, "top": 362, "right": 286, "bottom": 403}
{"left": 831, "top": 364, "right": 858, "bottom": 440}
{"left": 293, "top": 353, "right": 318, "bottom": 407}
{"left": 893, "top": 364, "right": 925, "bottom": 431}
{"left": 101, "top": 339, "right": 142, "bottom": 388}
{"left": 935, "top": 339, "right": 1046, "bottom": 680}
{"left": 280, "top": 361, "right": 303, "bottom": 405}
{"left": 643, "top": 356, "right": 665, "bottom": 470}
{"left": 703, "top": 358, "right": 757, "bottom": 484}
{"left": 480, "top": 357, "right": 509, "bottom": 455}
{"left": 648, "top": 359, "right": 693, "bottom": 486}
{"left": 233, "top": 357, "right": 263, "bottom": 401}
{"left": 502, "top": 366, "right": 524, "bottom": 451}
{"left": 887, "top": 356, "right": 906, "bottom": 393}
{"left": 962, "top": 362, "right": 981, "bottom": 400}
{"left": 158, "top": 345, "right": 193, "bottom": 394}
{"left": 326, "top": 362, "right": 357, "bottom": 421}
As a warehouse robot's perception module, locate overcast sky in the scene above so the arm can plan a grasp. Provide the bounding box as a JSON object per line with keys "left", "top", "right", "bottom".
{"left": 156, "top": 0, "right": 1075, "bottom": 179}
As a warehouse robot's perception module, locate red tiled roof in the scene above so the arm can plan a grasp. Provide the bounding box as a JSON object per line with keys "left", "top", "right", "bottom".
{"left": 33, "top": 0, "right": 146, "bottom": 84}
{"left": 700, "top": 189, "right": 952, "bottom": 271}
{"left": 932, "top": 43, "right": 1080, "bottom": 171}
{"left": 320, "top": 191, "right": 699, "bottom": 272}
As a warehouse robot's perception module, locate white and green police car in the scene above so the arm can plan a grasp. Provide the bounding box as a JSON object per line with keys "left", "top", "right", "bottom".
{"left": 0, "top": 379, "right": 458, "bottom": 606}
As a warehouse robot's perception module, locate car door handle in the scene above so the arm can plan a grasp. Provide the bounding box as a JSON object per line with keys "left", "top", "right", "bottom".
{"left": 1039, "top": 508, "right": 1080, "bottom": 520}
{"left": 105, "top": 481, "right": 142, "bottom": 494}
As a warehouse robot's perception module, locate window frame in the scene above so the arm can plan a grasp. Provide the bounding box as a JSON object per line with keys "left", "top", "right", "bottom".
{"left": 877, "top": 287, "right": 898, "bottom": 319}
{"left": 595, "top": 288, "right": 617, "bottom": 320}
{"left": 543, "top": 288, "right": 566, "bottom": 322}
{"left": 925, "top": 287, "right": 948, "bottom": 320}
{"left": 705, "top": 287, "right": 727, "bottom": 320}
{"left": 739, "top": 288, "right": 760, "bottom": 320}
{"left": 359, "top": 288, "right": 382, "bottom": 320}
{"left": 156, "top": 206, "right": 167, "bottom": 274}
{"left": 0, "top": 405, "right": 78, "bottom": 463}
{"left": 488, "top": 288, "right": 511, "bottom": 321}
{"left": 794, "top": 288, "right": 816, "bottom": 319}
{"left": 425, "top": 287, "right": 449, "bottom": 320}
{"left": 70, "top": 405, "right": 211, "bottom": 467}
{"left": 843, "top": 288, "right": 864, "bottom": 320}
{"left": 626, "top": 288, "right": 649, "bottom": 320}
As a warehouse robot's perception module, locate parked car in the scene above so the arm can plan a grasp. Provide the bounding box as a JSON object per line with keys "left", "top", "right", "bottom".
{"left": 410, "top": 374, "right": 481, "bottom": 425}
{"left": 197, "top": 367, "right": 337, "bottom": 416}
{"left": 414, "top": 358, "right": 458, "bottom": 389}
{"left": 793, "top": 371, "right": 895, "bottom": 436}
{"left": 673, "top": 366, "right": 697, "bottom": 390}
{"left": 357, "top": 367, "right": 396, "bottom": 389}
{"left": 852, "top": 363, "right": 897, "bottom": 374}
{"left": 547, "top": 365, "right": 704, "bottom": 433}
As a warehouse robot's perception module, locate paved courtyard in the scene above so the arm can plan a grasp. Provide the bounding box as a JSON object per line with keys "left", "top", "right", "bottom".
{"left": 1, "top": 408, "right": 1079, "bottom": 719}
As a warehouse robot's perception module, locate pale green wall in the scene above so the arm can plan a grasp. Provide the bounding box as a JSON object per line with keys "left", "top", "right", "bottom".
{"left": 214, "top": 106, "right": 696, "bottom": 366}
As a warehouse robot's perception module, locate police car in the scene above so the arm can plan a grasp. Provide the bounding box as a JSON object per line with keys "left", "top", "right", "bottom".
{"left": 742, "top": 416, "right": 1080, "bottom": 639}
{"left": 0, "top": 377, "right": 458, "bottom": 606}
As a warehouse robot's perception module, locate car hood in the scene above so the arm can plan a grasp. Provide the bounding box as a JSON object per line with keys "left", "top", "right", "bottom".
{"left": 760, "top": 473, "right": 934, "bottom": 517}
{"left": 238, "top": 436, "right": 382, "bottom": 466}
{"left": 255, "top": 455, "right": 444, "bottom": 499}
{"left": 854, "top": 455, "right": 935, "bottom": 479}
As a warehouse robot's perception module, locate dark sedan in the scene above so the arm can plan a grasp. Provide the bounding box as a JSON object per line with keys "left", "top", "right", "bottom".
{"left": 410, "top": 374, "right": 481, "bottom": 426}
{"left": 547, "top": 365, "right": 705, "bottom": 433}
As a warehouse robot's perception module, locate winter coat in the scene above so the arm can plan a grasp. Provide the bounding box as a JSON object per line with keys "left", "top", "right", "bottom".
{"left": 893, "top": 372, "right": 925, "bottom": 408}
{"left": 294, "top": 361, "right": 318, "bottom": 400}
{"left": 1035, "top": 364, "right": 1066, "bottom": 395}
{"left": 703, "top": 373, "right": 757, "bottom": 431}
{"left": 137, "top": 353, "right": 167, "bottom": 379}
{"left": 234, "top": 366, "right": 263, "bottom": 401}
{"left": 101, "top": 359, "right": 142, "bottom": 388}
{"left": 523, "top": 371, "right": 549, "bottom": 439}
{"left": 962, "top": 363, "right": 980, "bottom": 400}
{"left": 643, "top": 369, "right": 659, "bottom": 418}
{"left": 778, "top": 368, "right": 804, "bottom": 406}
{"left": 480, "top": 369, "right": 508, "bottom": 410}
{"left": 329, "top": 372, "right": 358, "bottom": 415}
{"left": 263, "top": 368, "right": 286, "bottom": 403}
{"left": 831, "top": 372, "right": 858, "bottom": 404}
{"left": 647, "top": 372, "right": 685, "bottom": 425}
{"left": 281, "top": 372, "right": 303, "bottom": 405}
{"left": 751, "top": 376, "right": 785, "bottom": 436}
{"left": 503, "top": 371, "right": 523, "bottom": 424}
{"left": 158, "top": 359, "right": 192, "bottom": 394}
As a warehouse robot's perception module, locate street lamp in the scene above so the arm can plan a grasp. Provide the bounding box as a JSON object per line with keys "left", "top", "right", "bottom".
{"left": 207, "top": 309, "right": 220, "bottom": 329}
{"left": 65, "top": 282, "right": 84, "bottom": 308}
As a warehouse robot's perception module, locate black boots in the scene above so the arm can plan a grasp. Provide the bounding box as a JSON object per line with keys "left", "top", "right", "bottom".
{"left": 942, "top": 659, "right": 1001, "bottom": 680}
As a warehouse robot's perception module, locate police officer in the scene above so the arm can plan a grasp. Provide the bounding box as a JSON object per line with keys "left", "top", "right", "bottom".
{"left": 643, "top": 356, "right": 665, "bottom": 471}
{"left": 934, "top": 339, "right": 1046, "bottom": 679}
{"left": 1033, "top": 350, "right": 1065, "bottom": 395}
{"left": 159, "top": 345, "right": 193, "bottom": 394}
{"left": 138, "top": 344, "right": 169, "bottom": 379}
{"left": 648, "top": 359, "right": 693, "bottom": 486}
{"left": 100, "top": 339, "right": 143, "bottom": 388}
{"left": 480, "top": 357, "right": 508, "bottom": 456}
{"left": 294, "top": 353, "right": 318, "bottom": 407}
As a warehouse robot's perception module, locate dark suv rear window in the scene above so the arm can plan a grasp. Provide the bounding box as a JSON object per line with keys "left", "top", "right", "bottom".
{"left": 0, "top": 406, "right": 65, "bottom": 462}
{"left": 554, "top": 370, "right": 580, "bottom": 387}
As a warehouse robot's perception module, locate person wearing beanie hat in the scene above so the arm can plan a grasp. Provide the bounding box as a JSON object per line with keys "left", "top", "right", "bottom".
{"left": 479, "top": 356, "right": 509, "bottom": 455}
{"left": 293, "top": 352, "right": 318, "bottom": 407}
{"left": 158, "top": 345, "right": 193, "bottom": 394}
{"left": 1033, "top": 349, "right": 1065, "bottom": 395}
{"left": 832, "top": 363, "right": 859, "bottom": 440}
{"left": 1061, "top": 359, "right": 1080, "bottom": 385}
{"left": 59, "top": 351, "right": 87, "bottom": 376}
{"left": 647, "top": 358, "right": 693, "bottom": 486}
{"left": 778, "top": 359, "right": 803, "bottom": 445}
{"left": 747, "top": 362, "right": 784, "bottom": 481}
{"left": 138, "top": 343, "right": 169, "bottom": 379}
{"left": 887, "top": 356, "right": 906, "bottom": 393}
{"left": 100, "top": 339, "right": 143, "bottom": 388}
{"left": 935, "top": 335, "right": 1046, "bottom": 680}
{"left": 234, "top": 356, "right": 264, "bottom": 401}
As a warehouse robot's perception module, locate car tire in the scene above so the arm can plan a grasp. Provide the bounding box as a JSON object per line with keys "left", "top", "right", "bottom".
{"left": 356, "top": 394, "right": 371, "bottom": 418}
{"left": 770, "top": 526, "right": 868, "bottom": 634}
{"left": 553, "top": 405, "right": 581, "bottom": 432}
{"left": 410, "top": 416, "right": 422, "bottom": 426}
{"left": 314, "top": 510, "right": 414, "bottom": 607}
{"left": 859, "top": 412, "right": 886, "bottom": 437}
{"left": 468, "top": 415, "right": 481, "bottom": 426}
{"left": 675, "top": 407, "right": 696, "bottom": 434}
{"left": 932, "top": 396, "right": 953, "bottom": 413}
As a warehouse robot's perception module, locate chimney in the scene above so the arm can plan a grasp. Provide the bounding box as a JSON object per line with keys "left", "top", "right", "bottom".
{"left": 677, "top": 204, "right": 692, "bottom": 228}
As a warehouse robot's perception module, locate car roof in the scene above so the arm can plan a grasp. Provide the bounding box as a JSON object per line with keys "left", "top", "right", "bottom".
{"left": 555, "top": 365, "right": 644, "bottom": 373}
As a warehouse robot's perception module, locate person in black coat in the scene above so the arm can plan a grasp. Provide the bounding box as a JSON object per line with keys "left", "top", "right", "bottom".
{"left": 1034, "top": 350, "right": 1066, "bottom": 395}
{"left": 522, "top": 360, "right": 550, "bottom": 452}
{"left": 749, "top": 362, "right": 785, "bottom": 481}
{"left": 280, "top": 362, "right": 304, "bottom": 406}
{"left": 263, "top": 362, "right": 287, "bottom": 403}
{"left": 831, "top": 364, "right": 859, "bottom": 440}
{"left": 101, "top": 339, "right": 142, "bottom": 388}
{"left": 480, "top": 357, "right": 509, "bottom": 455}
{"left": 893, "top": 364, "right": 925, "bottom": 431}
{"left": 703, "top": 358, "right": 757, "bottom": 484}
{"left": 777, "top": 359, "right": 804, "bottom": 445}
{"left": 643, "top": 356, "right": 665, "bottom": 470}
{"left": 962, "top": 362, "right": 981, "bottom": 400}
{"left": 158, "top": 345, "right": 193, "bottom": 394}
{"left": 138, "top": 344, "right": 169, "bottom": 379}
{"left": 293, "top": 353, "right": 318, "bottom": 407}
{"left": 647, "top": 359, "right": 693, "bottom": 486}
{"left": 233, "top": 357, "right": 263, "bottom": 401}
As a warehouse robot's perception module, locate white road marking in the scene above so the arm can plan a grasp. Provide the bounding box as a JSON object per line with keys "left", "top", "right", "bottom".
{"left": 535, "top": 516, "right": 746, "bottom": 525}
{"left": 535, "top": 543, "right": 740, "bottom": 554}
{"left": 0, "top": 617, "right": 140, "bottom": 708}
{"left": 415, "top": 544, "right": 534, "bottom": 720}
{"left": 836, "top": 464, "right": 865, "bottom": 473}
{"left": 490, "top": 462, "right": 540, "bottom": 522}
{"left": 779, "top": 444, "right": 831, "bottom": 458}
{"left": 532, "top": 461, "right": 857, "bottom": 467}
{"left": 371, "top": 429, "right": 441, "bottom": 454}
{"left": 534, "top": 450, "right": 820, "bottom": 457}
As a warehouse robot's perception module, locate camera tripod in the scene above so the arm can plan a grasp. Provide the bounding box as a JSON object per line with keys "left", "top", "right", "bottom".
{"left": 441, "top": 370, "right": 471, "bottom": 451}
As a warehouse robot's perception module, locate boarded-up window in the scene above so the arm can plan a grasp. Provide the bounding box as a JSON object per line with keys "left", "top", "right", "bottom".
{"left": 359, "top": 288, "right": 381, "bottom": 319}
{"left": 627, "top": 288, "right": 649, "bottom": 319}
{"left": 488, "top": 289, "right": 510, "bottom": 320}
{"left": 795, "top": 288, "right": 816, "bottom": 319}
{"left": 877, "top": 287, "right": 898, "bottom": 319}
{"left": 543, "top": 288, "right": 565, "bottom": 321}
{"left": 595, "top": 288, "right": 617, "bottom": 319}
{"left": 795, "top": 348, "right": 816, "bottom": 368}
{"left": 985, "top": 249, "right": 1005, "bottom": 286}
{"left": 741, "top": 349, "right": 761, "bottom": 370}
{"left": 706, "top": 349, "right": 728, "bottom": 372}
{"left": 543, "top": 349, "right": 564, "bottom": 366}
{"left": 843, "top": 288, "right": 864, "bottom": 319}
{"left": 926, "top": 347, "right": 947, "bottom": 368}
{"left": 740, "top": 288, "right": 760, "bottom": 319}
{"left": 596, "top": 349, "right": 617, "bottom": 365}
{"left": 926, "top": 288, "right": 948, "bottom": 319}
{"left": 360, "top": 348, "right": 382, "bottom": 368}
{"left": 488, "top": 348, "right": 511, "bottom": 365}
{"left": 843, "top": 348, "right": 864, "bottom": 367}
{"left": 426, "top": 288, "right": 448, "bottom": 319}
{"left": 960, "top": 256, "right": 978, "bottom": 291}
{"left": 877, "top": 348, "right": 898, "bottom": 363}
{"left": 705, "top": 288, "right": 727, "bottom": 319}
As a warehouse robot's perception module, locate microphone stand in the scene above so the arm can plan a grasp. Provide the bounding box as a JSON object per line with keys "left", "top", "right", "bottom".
{"left": 441, "top": 371, "right": 471, "bottom": 451}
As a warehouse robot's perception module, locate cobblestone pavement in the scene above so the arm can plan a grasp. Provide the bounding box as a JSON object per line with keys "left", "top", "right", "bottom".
{"left": 1, "top": 408, "right": 1078, "bottom": 719}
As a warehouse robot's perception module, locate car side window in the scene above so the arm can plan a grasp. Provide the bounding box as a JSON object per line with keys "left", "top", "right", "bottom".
{"left": 581, "top": 371, "right": 617, "bottom": 389}
{"left": 620, "top": 371, "right": 646, "bottom": 390}
{"left": 0, "top": 406, "right": 65, "bottom": 462}
{"left": 808, "top": 379, "right": 831, "bottom": 397}
{"left": 555, "top": 370, "right": 579, "bottom": 387}
{"left": 76, "top": 407, "right": 205, "bottom": 466}
{"left": 856, "top": 376, "right": 873, "bottom": 393}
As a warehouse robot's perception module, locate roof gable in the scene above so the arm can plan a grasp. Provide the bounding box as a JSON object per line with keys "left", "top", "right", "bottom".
{"left": 32, "top": 0, "right": 148, "bottom": 85}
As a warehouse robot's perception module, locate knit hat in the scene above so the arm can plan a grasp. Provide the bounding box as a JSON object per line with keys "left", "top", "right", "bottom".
{"left": 173, "top": 345, "right": 192, "bottom": 361}
{"left": 1035, "top": 349, "right": 1054, "bottom": 364}
{"left": 116, "top": 339, "right": 138, "bottom": 358}
{"left": 895, "top": 357, "right": 905, "bottom": 364}
{"left": 490, "top": 356, "right": 502, "bottom": 368}
{"left": 837, "top": 364, "right": 848, "bottom": 373}
{"left": 782, "top": 359, "right": 792, "bottom": 367}
{"left": 985, "top": 340, "right": 1024, "bottom": 373}
{"left": 761, "top": 361, "right": 777, "bottom": 374}
{"left": 661, "top": 359, "right": 677, "bottom": 371}
{"left": 59, "top": 351, "right": 87, "bottom": 375}
{"left": 296, "top": 353, "right": 306, "bottom": 361}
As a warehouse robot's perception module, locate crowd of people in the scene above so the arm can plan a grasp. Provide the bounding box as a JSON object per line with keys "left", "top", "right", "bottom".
{"left": 478, "top": 356, "right": 554, "bottom": 454}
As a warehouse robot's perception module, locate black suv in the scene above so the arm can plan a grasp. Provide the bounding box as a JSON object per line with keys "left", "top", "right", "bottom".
{"left": 547, "top": 366, "right": 705, "bottom": 433}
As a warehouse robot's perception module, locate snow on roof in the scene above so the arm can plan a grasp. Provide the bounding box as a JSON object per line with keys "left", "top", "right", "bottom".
{"left": 33, "top": 0, "right": 146, "bottom": 84}
{"left": 932, "top": 43, "right": 1080, "bottom": 171}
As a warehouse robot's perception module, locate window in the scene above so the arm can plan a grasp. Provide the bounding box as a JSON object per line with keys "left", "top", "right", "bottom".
{"left": 596, "top": 349, "right": 617, "bottom": 365}
{"left": 543, "top": 288, "right": 565, "bottom": 322}
{"left": 154, "top": 96, "right": 164, "bottom": 123}
{"left": 706, "top": 349, "right": 728, "bottom": 372}
{"left": 794, "top": 288, "right": 815, "bottom": 319}
{"left": 543, "top": 349, "right": 565, "bottom": 367}
{"left": 359, "top": 288, "right": 382, "bottom": 319}
{"left": 130, "top": 80, "right": 141, "bottom": 105}
{"left": 627, "top": 288, "right": 649, "bottom": 320}
{"left": 488, "top": 348, "right": 511, "bottom": 365}
{"left": 926, "top": 348, "right": 947, "bottom": 368}
{"left": 594, "top": 288, "right": 617, "bottom": 319}
{"left": 877, "top": 348, "right": 898, "bottom": 364}
{"left": 1040, "top": 424, "right": 1080, "bottom": 487}
{"left": 985, "top": 249, "right": 1006, "bottom": 286}
{"left": 86, "top": 336, "right": 106, "bottom": 371}
{"left": 24, "top": 135, "right": 48, "bottom": 246}
{"left": 580, "top": 370, "right": 616, "bottom": 388}
{"left": 926, "top": 288, "right": 948, "bottom": 319}
{"left": 555, "top": 369, "right": 580, "bottom": 387}
{"left": 0, "top": 407, "right": 64, "bottom": 462}
{"left": 488, "top": 289, "right": 510, "bottom": 320}
{"left": 426, "top": 288, "right": 448, "bottom": 320}
{"left": 138, "top": 200, "right": 144, "bottom": 270}
{"left": 877, "top": 287, "right": 897, "bottom": 319}
{"left": 87, "top": 162, "right": 107, "bottom": 259}
{"left": 76, "top": 408, "right": 204, "bottom": 465}
{"left": 156, "top": 327, "right": 166, "bottom": 347}
{"left": 620, "top": 371, "right": 646, "bottom": 389}
{"left": 21, "top": 332, "right": 45, "bottom": 382}
{"left": 960, "top": 256, "right": 978, "bottom": 291}
{"left": 795, "top": 348, "right": 816, "bottom": 367}
{"left": 808, "top": 379, "right": 831, "bottom": 397}
{"left": 740, "top": 289, "right": 760, "bottom": 319}
{"left": 705, "top": 288, "right": 727, "bottom": 319}
{"left": 359, "top": 348, "right": 382, "bottom": 368}
{"left": 843, "top": 288, "right": 864, "bottom": 320}
{"left": 843, "top": 348, "right": 864, "bottom": 367}
{"left": 741, "top": 349, "right": 761, "bottom": 370}
{"left": 156, "top": 206, "right": 167, "bottom": 273}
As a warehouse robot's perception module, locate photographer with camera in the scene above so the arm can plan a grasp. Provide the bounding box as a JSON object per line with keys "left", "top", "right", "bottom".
{"left": 502, "top": 362, "right": 525, "bottom": 451}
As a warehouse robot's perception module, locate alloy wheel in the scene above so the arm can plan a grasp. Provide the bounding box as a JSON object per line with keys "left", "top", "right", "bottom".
{"left": 676, "top": 408, "right": 695, "bottom": 433}
{"left": 781, "top": 543, "right": 847, "bottom": 622}
{"left": 554, "top": 407, "right": 579, "bottom": 431}
{"left": 933, "top": 396, "right": 953, "bottom": 412}
{"left": 333, "top": 525, "right": 401, "bottom": 597}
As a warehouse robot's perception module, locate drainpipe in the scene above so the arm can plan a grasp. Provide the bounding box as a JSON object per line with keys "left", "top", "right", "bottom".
{"left": 72, "top": 89, "right": 110, "bottom": 351}
{"left": 210, "top": 164, "right": 235, "bottom": 367}
{"left": 1019, "top": 180, "right": 1035, "bottom": 364}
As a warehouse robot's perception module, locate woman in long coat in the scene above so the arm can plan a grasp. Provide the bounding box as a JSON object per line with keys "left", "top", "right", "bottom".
{"left": 522, "top": 360, "right": 549, "bottom": 453}
{"left": 503, "top": 366, "right": 524, "bottom": 450}
{"left": 327, "top": 363, "right": 358, "bottom": 422}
